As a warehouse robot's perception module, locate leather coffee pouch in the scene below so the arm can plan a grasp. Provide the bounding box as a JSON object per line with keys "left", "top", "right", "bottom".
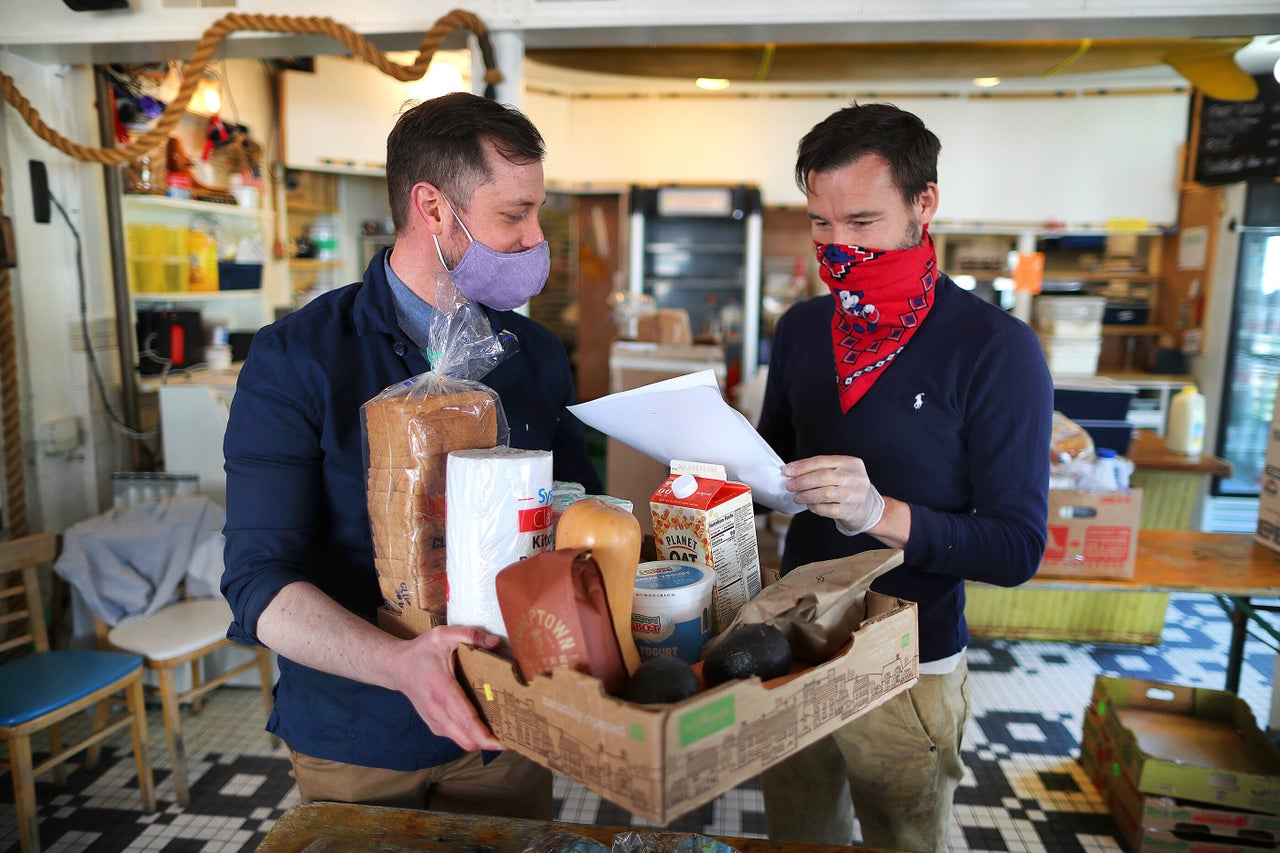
{"left": 496, "top": 548, "right": 627, "bottom": 696}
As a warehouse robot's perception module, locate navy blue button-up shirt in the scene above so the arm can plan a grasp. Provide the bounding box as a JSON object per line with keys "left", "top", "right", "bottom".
{"left": 222, "top": 249, "right": 601, "bottom": 769}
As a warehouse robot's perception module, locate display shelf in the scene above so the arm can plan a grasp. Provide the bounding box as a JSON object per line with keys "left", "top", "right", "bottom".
{"left": 1101, "top": 324, "right": 1163, "bottom": 336}
{"left": 122, "top": 194, "right": 275, "bottom": 375}
{"left": 133, "top": 291, "right": 261, "bottom": 302}
{"left": 124, "top": 193, "right": 266, "bottom": 221}
{"left": 288, "top": 259, "right": 342, "bottom": 270}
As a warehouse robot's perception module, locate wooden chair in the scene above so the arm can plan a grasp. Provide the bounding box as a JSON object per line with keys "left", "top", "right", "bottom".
{"left": 0, "top": 533, "right": 156, "bottom": 853}
{"left": 96, "top": 596, "right": 275, "bottom": 806}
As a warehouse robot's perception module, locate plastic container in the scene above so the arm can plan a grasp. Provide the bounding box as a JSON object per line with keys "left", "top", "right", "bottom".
{"left": 1037, "top": 333, "right": 1102, "bottom": 376}
{"left": 1166, "top": 385, "right": 1206, "bottom": 455}
{"left": 1076, "top": 420, "right": 1135, "bottom": 455}
{"left": 187, "top": 223, "right": 219, "bottom": 292}
{"left": 1083, "top": 448, "right": 1133, "bottom": 491}
{"left": 630, "top": 561, "right": 715, "bottom": 665}
{"left": 1034, "top": 296, "right": 1105, "bottom": 338}
{"left": 1053, "top": 378, "right": 1137, "bottom": 421}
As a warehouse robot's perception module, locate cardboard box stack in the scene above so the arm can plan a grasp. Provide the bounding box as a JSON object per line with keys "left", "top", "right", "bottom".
{"left": 1255, "top": 381, "right": 1280, "bottom": 555}
{"left": 1080, "top": 675, "right": 1280, "bottom": 852}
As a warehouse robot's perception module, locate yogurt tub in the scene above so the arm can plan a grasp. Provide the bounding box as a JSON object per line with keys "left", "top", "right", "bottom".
{"left": 630, "top": 561, "right": 715, "bottom": 665}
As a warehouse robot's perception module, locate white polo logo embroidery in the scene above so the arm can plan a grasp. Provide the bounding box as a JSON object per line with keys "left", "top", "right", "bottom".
{"left": 913, "top": 393, "right": 925, "bottom": 410}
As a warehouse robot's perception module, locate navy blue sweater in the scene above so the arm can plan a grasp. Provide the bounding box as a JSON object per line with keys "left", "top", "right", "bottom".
{"left": 221, "top": 249, "right": 600, "bottom": 770}
{"left": 757, "top": 275, "right": 1052, "bottom": 664}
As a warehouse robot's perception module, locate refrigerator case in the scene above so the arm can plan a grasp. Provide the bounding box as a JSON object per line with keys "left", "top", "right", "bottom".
{"left": 627, "top": 185, "right": 763, "bottom": 393}
{"left": 1197, "top": 181, "right": 1280, "bottom": 502}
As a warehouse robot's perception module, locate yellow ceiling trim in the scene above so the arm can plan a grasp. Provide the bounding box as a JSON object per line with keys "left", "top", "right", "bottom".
{"left": 756, "top": 43, "right": 777, "bottom": 82}
{"left": 1042, "top": 39, "right": 1093, "bottom": 77}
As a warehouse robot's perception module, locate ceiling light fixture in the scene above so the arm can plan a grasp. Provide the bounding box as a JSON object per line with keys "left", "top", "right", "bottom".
{"left": 973, "top": 77, "right": 1001, "bottom": 88}
{"left": 188, "top": 73, "right": 222, "bottom": 116}
{"left": 695, "top": 77, "right": 731, "bottom": 91}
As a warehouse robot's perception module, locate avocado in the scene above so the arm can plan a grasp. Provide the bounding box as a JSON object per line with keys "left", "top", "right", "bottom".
{"left": 622, "top": 656, "right": 701, "bottom": 705}
{"left": 702, "top": 623, "right": 793, "bottom": 686}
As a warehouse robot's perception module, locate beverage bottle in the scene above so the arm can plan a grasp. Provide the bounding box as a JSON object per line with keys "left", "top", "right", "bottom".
{"left": 1086, "top": 448, "right": 1121, "bottom": 491}
{"left": 187, "top": 219, "right": 220, "bottom": 292}
{"left": 1166, "top": 385, "right": 1206, "bottom": 455}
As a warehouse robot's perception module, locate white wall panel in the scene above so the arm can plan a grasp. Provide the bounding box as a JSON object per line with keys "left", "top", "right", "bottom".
{"left": 528, "top": 91, "right": 1188, "bottom": 225}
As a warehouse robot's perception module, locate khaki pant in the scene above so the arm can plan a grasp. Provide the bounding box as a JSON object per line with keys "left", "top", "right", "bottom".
{"left": 761, "top": 659, "right": 970, "bottom": 853}
{"left": 287, "top": 747, "right": 554, "bottom": 820}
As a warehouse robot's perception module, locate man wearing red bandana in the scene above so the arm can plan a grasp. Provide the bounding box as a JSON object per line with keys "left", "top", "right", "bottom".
{"left": 757, "top": 103, "right": 1053, "bottom": 852}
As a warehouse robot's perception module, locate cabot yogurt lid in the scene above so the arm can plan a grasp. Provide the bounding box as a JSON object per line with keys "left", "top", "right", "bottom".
{"left": 634, "top": 561, "right": 714, "bottom": 600}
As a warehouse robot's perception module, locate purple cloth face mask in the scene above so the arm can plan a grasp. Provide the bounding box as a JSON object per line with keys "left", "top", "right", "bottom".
{"left": 433, "top": 198, "right": 550, "bottom": 311}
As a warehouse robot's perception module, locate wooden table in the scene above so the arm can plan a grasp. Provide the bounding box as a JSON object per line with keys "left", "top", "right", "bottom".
{"left": 1022, "top": 530, "right": 1280, "bottom": 693}
{"left": 1125, "top": 429, "right": 1231, "bottom": 530}
{"left": 255, "top": 802, "right": 896, "bottom": 852}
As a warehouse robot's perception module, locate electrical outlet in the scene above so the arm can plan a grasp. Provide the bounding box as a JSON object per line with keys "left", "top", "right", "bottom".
{"left": 39, "top": 417, "right": 81, "bottom": 456}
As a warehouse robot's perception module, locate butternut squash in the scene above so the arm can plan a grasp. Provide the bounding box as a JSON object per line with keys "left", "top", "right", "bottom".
{"left": 555, "top": 498, "right": 643, "bottom": 674}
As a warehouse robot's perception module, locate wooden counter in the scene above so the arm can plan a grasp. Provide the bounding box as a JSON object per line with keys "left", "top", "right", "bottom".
{"left": 1126, "top": 428, "right": 1231, "bottom": 532}
{"left": 1022, "top": 530, "right": 1280, "bottom": 692}
{"left": 1127, "top": 428, "right": 1232, "bottom": 478}
{"left": 256, "top": 802, "right": 895, "bottom": 852}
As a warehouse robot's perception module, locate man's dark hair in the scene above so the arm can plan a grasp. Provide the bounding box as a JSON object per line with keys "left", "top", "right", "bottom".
{"left": 385, "top": 92, "right": 545, "bottom": 232}
{"left": 794, "top": 102, "right": 941, "bottom": 205}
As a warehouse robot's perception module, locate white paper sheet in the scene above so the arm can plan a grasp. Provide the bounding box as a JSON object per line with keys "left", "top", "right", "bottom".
{"left": 568, "top": 369, "right": 803, "bottom": 514}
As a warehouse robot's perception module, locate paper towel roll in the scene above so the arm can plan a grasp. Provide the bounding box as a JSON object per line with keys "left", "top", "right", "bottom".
{"left": 446, "top": 447, "right": 554, "bottom": 636}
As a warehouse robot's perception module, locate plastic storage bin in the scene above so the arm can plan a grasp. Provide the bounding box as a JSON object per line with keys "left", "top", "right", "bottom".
{"left": 1103, "top": 301, "right": 1150, "bottom": 325}
{"left": 1076, "top": 419, "right": 1135, "bottom": 454}
{"left": 1034, "top": 295, "right": 1105, "bottom": 337}
{"left": 217, "top": 262, "right": 263, "bottom": 290}
{"left": 1053, "top": 377, "right": 1137, "bottom": 421}
{"left": 1038, "top": 333, "right": 1101, "bottom": 375}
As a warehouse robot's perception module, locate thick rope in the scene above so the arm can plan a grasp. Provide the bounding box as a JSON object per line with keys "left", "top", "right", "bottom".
{"left": 0, "top": 163, "right": 28, "bottom": 539}
{"left": 0, "top": 8, "right": 505, "bottom": 166}
{"left": 0, "top": 10, "right": 502, "bottom": 539}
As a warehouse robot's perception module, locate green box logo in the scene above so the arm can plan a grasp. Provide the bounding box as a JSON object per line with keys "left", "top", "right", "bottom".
{"left": 678, "top": 696, "right": 735, "bottom": 747}
{"left": 902, "top": 633, "right": 911, "bottom": 648}
{"left": 630, "top": 723, "right": 646, "bottom": 743}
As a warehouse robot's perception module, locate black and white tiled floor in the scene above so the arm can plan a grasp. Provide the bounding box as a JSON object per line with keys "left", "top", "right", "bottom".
{"left": 2, "top": 593, "right": 1275, "bottom": 852}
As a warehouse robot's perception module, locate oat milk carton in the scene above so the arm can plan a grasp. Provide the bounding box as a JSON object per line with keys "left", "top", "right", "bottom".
{"left": 650, "top": 460, "right": 762, "bottom": 629}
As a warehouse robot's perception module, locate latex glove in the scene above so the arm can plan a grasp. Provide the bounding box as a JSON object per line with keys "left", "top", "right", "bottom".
{"left": 781, "top": 455, "right": 886, "bottom": 537}
{"left": 834, "top": 485, "right": 885, "bottom": 536}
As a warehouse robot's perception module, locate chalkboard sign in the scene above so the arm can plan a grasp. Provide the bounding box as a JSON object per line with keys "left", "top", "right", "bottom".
{"left": 1193, "top": 73, "right": 1280, "bottom": 185}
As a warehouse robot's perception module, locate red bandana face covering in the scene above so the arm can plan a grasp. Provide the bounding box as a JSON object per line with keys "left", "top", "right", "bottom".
{"left": 816, "top": 230, "right": 938, "bottom": 413}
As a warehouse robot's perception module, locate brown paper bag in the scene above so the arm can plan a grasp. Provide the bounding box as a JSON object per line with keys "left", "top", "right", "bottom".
{"left": 703, "top": 549, "right": 903, "bottom": 664}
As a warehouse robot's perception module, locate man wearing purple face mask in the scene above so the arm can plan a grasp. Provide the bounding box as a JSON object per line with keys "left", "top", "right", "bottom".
{"left": 756, "top": 103, "right": 1053, "bottom": 852}
{"left": 221, "top": 93, "right": 601, "bottom": 817}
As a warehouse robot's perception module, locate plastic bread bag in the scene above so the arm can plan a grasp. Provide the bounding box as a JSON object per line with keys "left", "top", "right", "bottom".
{"left": 1050, "top": 410, "right": 1095, "bottom": 463}
{"left": 522, "top": 833, "right": 610, "bottom": 853}
{"left": 362, "top": 275, "right": 515, "bottom": 625}
{"left": 611, "top": 832, "right": 741, "bottom": 853}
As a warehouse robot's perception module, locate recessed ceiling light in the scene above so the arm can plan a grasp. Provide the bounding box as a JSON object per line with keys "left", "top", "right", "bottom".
{"left": 973, "top": 77, "right": 1001, "bottom": 88}
{"left": 695, "top": 77, "right": 731, "bottom": 91}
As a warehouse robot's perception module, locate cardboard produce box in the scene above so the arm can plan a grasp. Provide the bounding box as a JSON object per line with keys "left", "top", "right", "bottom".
{"left": 1088, "top": 676, "right": 1280, "bottom": 817}
{"left": 1255, "top": 381, "right": 1280, "bottom": 555}
{"left": 1081, "top": 705, "right": 1280, "bottom": 852}
{"left": 1039, "top": 488, "right": 1143, "bottom": 580}
{"left": 457, "top": 591, "right": 918, "bottom": 824}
